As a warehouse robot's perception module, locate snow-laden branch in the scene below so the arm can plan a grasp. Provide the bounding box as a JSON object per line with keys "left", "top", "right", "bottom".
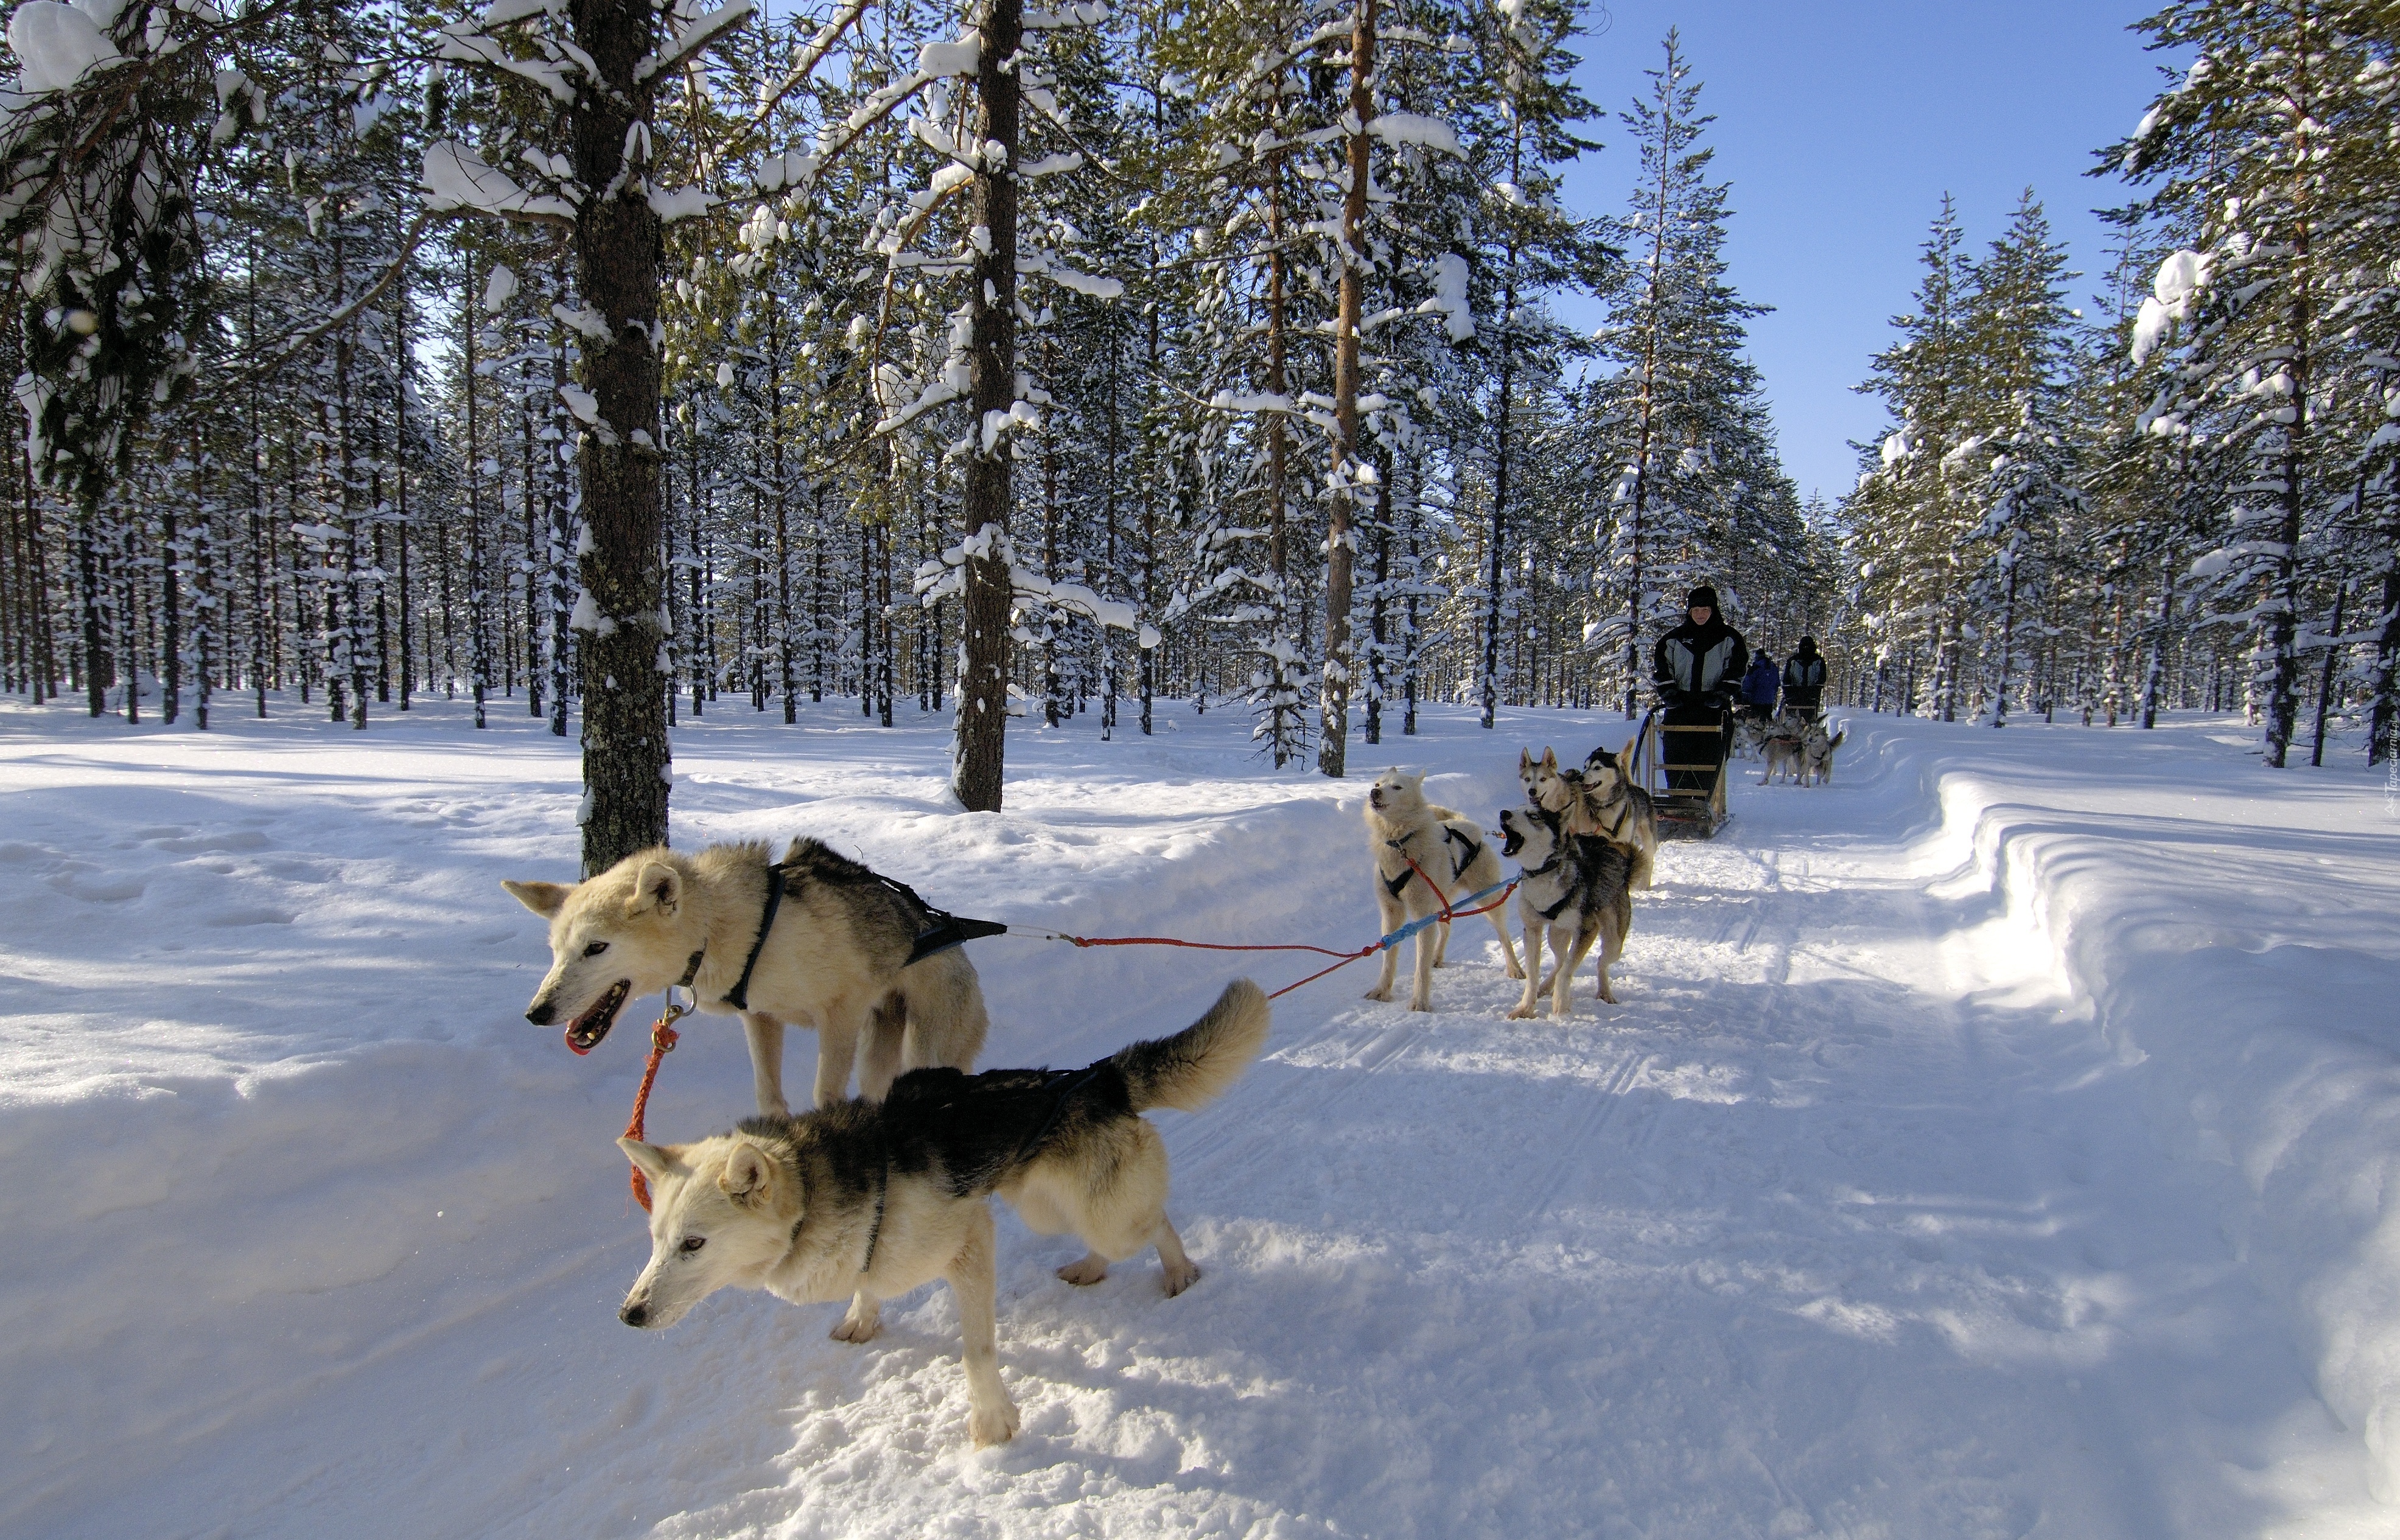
{"left": 421, "top": 139, "right": 576, "bottom": 225}
{"left": 435, "top": 26, "right": 576, "bottom": 104}
{"left": 8, "top": 2, "right": 124, "bottom": 94}
{"left": 742, "top": 0, "right": 872, "bottom": 137}
{"left": 635, "top": 0, "right": 753, "bottom": 83}
{"left": 1366, "top": 113, "right": 1460, "bottom": 157}
{"left": 1018, "top": 246, "right": 1122, "bottom": 300}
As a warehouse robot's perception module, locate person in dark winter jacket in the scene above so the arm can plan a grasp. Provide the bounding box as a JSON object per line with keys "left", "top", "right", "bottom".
{"left": 1738, "top": 651, "right": 1781, "bottom": 721}
{"left": 1653, "top": 586, "right": 1750, "bottom": 797}
{"left": 1653, "top": 586, "right": 1750, "bottom": 710}
{"left": 1782, "top": 636, "right": 1828, "bottom": 718}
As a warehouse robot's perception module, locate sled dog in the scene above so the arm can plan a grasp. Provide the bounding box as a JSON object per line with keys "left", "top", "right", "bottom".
{"left": 1499, "top": 805, "right": 1634, "bottom": 1015}
{"left": 1802, "top": 721, "right": 1847, "bottom": 786}
{"left": 505, "top": 838, "right": 990, "bottom": 1115}
{"left": 615, "top": 979, "right": 1272, "bottom": 1447}
{"left": 1520, "top": 745, "right": 1656, "bottom": 891}
{"left": 1572, "top": 741, "right": 1659, "bottom": 891}
{"left": 1732, "top": 713, "right": 1777, "bottom": 761}
{"left": 1365, "top": 770, "right": 1523, "bottom": 1012}
{"left": 1759, "top": 716, "right": 1807, "bottom": 786}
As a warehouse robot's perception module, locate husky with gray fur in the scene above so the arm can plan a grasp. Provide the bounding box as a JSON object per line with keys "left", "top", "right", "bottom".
{"left": 1520, "top": 744, "right": 1656, "bottom": 892}
{"left": 1802, "top": 721, "right": 1847, "bottom": 786}
{"left": 615, "top": 979, "right": 1272, "bottom": 1447}
{"left": 1758, "top": 717, "right": 1807, "bottom": 785}
{"left": 1364, "top": 769, "right": 1524, "bottom": 1012}
{"left": 1498, "top": 805, "right": 1634, "bottom": 1015}
{"left": 503, "top": 838, "right": 989, "bottom": 1115}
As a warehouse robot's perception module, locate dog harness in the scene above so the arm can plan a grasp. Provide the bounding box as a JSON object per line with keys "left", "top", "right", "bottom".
{"left": 721, "top": 859, "right": 1009, "bottom": 1012}
{"left": 1384, "top": 826, "right": 1485, "bottom": 899}
{"left": 780, "top": 1154, "right": 892, "bottom": 1276}
{"left": 721, "top": 863, "right": 791, "bottom": 1012}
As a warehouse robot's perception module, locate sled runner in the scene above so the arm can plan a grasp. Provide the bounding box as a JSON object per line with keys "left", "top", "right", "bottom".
{"left": 1634, "top": 707, "right": 1732, "bottom": 840}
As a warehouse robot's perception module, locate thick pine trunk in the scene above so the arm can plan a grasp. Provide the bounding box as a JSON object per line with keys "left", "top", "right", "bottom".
{"left": 1318, "top": 0, "right": 1374, "bottom": 779}
{"left": 951, "top": 0, "right": 1021, "bottom": 812}
{"left": 572, "top": 0, "right": 670, "bottom": 870}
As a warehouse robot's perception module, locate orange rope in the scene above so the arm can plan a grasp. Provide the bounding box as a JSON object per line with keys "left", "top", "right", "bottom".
{"left": 622, "top": 1012, "right": 682, "bottom": 1213}
{"left": 600, "top": 867, "right": 1525, "bottom": 1180}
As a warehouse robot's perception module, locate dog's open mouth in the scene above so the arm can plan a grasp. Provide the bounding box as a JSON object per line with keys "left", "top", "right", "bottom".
{"left": 565, "top": 979, "right": 631, "bottom": 1055}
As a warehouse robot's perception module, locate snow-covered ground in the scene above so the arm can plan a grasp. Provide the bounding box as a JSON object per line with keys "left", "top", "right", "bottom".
{"left": 4, "top": 692, "right": 2397, "bottom": 1538}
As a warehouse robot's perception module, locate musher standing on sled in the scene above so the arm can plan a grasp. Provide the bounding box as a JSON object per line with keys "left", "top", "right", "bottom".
{"left": 1653, "top": 585, "right": 1749, "bottom": 796}
{"left": 1782, "top": 635, "right": 1828, "bottom": 720}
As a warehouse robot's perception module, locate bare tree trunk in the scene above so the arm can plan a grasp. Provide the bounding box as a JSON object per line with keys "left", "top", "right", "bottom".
{"left": 951, "top": 0, "right": 1021, "bottom": 812}
{"left": 1319, "top": 0, "right": 1374, "bottom": 777}
{"left": 2311, "top": 575, "right": 2346, "bottom": 768}
{"left": 571, "top": 0, "right": 670, "bottom": 872}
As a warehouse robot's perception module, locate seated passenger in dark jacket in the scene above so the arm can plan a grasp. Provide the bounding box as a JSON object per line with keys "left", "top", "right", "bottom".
{"left": 1738, "top": 653, "right": 1781, "bottom": 721}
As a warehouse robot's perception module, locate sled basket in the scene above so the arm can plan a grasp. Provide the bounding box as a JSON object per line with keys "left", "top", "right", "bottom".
{"left": 1635, "top": 709, "right": 1732, "bottom": 841}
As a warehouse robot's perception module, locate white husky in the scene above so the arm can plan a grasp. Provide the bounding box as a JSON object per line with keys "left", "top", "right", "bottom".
{"left": 1363, "top": 770, "right": 1522, "bottom": 1012}
{"left": 505, "top": 838, "right": 989, "bottom": 1114}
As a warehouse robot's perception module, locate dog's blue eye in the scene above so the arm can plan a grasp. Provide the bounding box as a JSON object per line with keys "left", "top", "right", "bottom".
{"left": 583, "top": 941, "right": 609, "bottom": 957}
{"left": 680, "top": 1236, "right": 705, "bottom": 1253}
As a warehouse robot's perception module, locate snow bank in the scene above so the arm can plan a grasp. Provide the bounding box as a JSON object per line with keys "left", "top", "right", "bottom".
{"left": 1905, "top": 730, "right": 2400, "bottom": 1501}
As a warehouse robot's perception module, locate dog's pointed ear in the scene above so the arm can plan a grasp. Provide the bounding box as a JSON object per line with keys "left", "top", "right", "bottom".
{"left": 619, "top": 1138, "right": 680, "bottom": 1182}
{"left": 1620, "top": 737, "right": 1638, "bottom": 766}
{"left": 1539, "top": 747, "right": 1558, "bottom": 772}
{"left": 502, "top": 880, "right": 570, "bottom": 918}
{"left": 719, "top": 1138, "right": 779, "bottom": 1205}
{"left": 626, "top": 860, "right": 682, "bottom": 918}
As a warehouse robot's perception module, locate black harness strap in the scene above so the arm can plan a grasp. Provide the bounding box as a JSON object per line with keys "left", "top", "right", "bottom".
{"left": 1443, "top": 824, "right": 1483, "bottom": 880}
{"left": 1013, "top": 1064, "right": 1108, "bottom": 1164}
{"left": 726, "top": 861, "right": 1005, "bottom": 1011}
{"left": 859, "top": 1160, "right": 889, "bottom": 1273}
{"left": 722, "top": 861, "right": 789, "bottom": 1012}
{"left": 872, "top": 872, "right": 1010, "bottom": 966}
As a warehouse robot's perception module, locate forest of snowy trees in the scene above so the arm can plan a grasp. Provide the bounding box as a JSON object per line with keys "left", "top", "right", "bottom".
{"left": 1833, "top": 1, "right": 2400, "bottom": 770}
{"left": 0, "top": 0, "right": 2391, "bottom": 861}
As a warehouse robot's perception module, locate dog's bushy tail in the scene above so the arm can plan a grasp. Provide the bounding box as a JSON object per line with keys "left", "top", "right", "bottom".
{"left": 1111, "top": 979, "right": 1272, "bottom": 1114}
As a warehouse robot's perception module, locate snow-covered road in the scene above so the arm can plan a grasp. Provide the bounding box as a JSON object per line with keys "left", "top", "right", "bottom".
{"left": 3, "top": 698, "right": 2395, "bottom": 1538}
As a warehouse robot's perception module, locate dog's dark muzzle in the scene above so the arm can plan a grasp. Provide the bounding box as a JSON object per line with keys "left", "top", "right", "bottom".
{"left": 563, "top": 979, "right": 632, "bottom": 1055}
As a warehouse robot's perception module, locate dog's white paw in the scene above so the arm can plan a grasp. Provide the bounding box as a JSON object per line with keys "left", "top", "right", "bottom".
{"left": 1506, "top": 1001, "right": 1539, "bottom": 1021}
{"left": 1056, "top": 1252, "right": 1110, "bottom": 1286}
{"left": 1504, "top": 962, "right": 1526, "bottom": 980}
{"left": 1363, "top": 985, "right": 1393, "bottom": 1002}
{"left": 970, "top": 1399, "right": 1022, "bottom": 1447}
{"left": 1161, "top": 1256, "right": 1201, "bottom": 1297}
{"left": 1407, "top": 997, "right": 1432, "bottom": 1013}
{"left": 830, "top": 1305, "right": 882, "bottom": 1343}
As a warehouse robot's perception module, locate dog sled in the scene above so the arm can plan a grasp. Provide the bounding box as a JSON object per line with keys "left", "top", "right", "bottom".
{"left": 1631, "top": 707, "right": 1731, "bottom": 840}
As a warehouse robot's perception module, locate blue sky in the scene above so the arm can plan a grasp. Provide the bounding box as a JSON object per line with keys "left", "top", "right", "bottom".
{"left": 1541, "top": 0, "right": 2178, "bottom": 508}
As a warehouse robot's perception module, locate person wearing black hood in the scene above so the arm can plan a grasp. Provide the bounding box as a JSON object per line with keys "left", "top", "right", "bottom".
{"left": 1653, "top": 585, "right": 1749, "bottom": 799}
{"left": 1782, "top": 636, "right": 1828, "bottom": 719}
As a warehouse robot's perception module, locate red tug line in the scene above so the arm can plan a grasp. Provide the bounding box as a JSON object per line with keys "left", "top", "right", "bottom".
{"left": 603, "top": 860, "right": 1519, "bottom": 1210}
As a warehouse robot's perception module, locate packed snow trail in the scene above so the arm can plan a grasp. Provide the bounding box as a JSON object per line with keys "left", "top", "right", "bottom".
{"left": 1, "top": 700, "right": 2396, "bottom": 1538}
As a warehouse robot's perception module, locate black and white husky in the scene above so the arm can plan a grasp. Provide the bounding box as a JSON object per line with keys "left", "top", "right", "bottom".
{"left": 617, "top": 980, "right": 1272, "bottom": 1448}
{"left": 1497, "top": 805, "right": 1634, "bottom": 1017}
